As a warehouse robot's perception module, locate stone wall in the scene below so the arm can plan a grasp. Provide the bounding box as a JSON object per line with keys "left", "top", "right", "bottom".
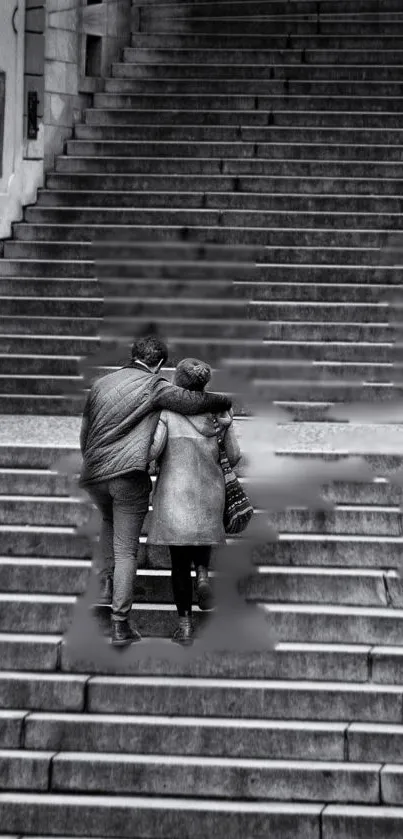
{"left": 44, "top": 0, "right": 133, "bottom": 170}
{"left": 0, "top": 0, "right": 30, "bottom": 237}
{"left": 23, "top": 0, "right": 46, "bottom": 201}
{"left": 0, "top": 0, "right": 133, "bottom": 236}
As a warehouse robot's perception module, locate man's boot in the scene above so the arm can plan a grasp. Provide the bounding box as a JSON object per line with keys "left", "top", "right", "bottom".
{"left": 96, "top": 573, "right": 113, "bottom": 607}
{"left": 112, "top": 619, "right": 142, "bottom": 647}
{"left": 172, "top": 616, "right": 194, "bottom": 646}
{"left": 195, "top": 566, "right": 214, "bottom": 611}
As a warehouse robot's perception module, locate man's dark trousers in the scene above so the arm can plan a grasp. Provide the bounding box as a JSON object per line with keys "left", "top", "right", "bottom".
{"left": 87, "top": 471, "right": 151, "bottom": 621}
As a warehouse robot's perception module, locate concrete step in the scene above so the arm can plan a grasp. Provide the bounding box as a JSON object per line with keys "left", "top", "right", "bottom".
{"left": 0, "top": 335, "right": 394, "bottom": 363}
{"left": 0, "top": 280, "right": 394, "bottom": 308}
{"left": 0, "top": 748, "right": 53, "bottom": 791}
{"left": 349, "top": 723, "right": 403, "bottom": 764}
{"left": 0, "top": 320, "right": 389, "bottom": 350}
{"left": 35, "top": 752, "right": 385, "bottom": 803}
{"left": 135, "top": 0, "right": 403, "bottom": 14}
{"left": 85, "top": 675, "right": 403, "bottom": 722}
{"left": 16, "top": 715, "right": 403, "bottom": 767}
{"left": 136, "top": 0, "right": 403, "bottom": 14}
{"left": 0, "top": 259, "right": 94, "bottom": 279}
{"left": 1, "top": 522, "right": 403, "bottom": 566}
{"left": 66, "top": 138, "right": 403, "bottom": 162}
{"left": 44, "top": 171, "right": 403, "bottom": 196}
{"left": 1, "top": 595, "right": 403, "bottom": 644}
{"left": 322, "top": 805, "right": 403, "bottom": 839}
{"left": 93, "top": 91, "right": 403, "bottom": 113}
{"left": 19, "top": 208, "right": 403, "bottom": 238}
{"left": 12, "top": 710, "right": 403, "bottom": 765}
{"left": 3, "top": 283, "right": 394, "bottom": 316}
{"left": 77, "top": 124, "right": 403, "bottom": 149}
{"left": 103, "top": 77, "right": 403, "bottom": 96}
{"left": 256, "top": 536, "right": 403, "bottom": 569}
{"left": 0, "top": 376, "right": 85, "bottom": 397}
{"left": 20, "top": 711, "right": 349, "bottom": 758}
{"left": 0, "top": 794, "right": 325, "bottom": 839}
{"left": 1, "top": 258, "right": 396, "bottom": 285}
{"left": 33, "top": 191, "right": 403, "bottom": 214}
{"left": 0, "top": 396, "right": 86, "bottom": 416}
{"left": 263, "top": 603, "right": 403, "bottom": 645}
{"left": 46, "top": 173, "right": 237, "bottom": 192}
{"left": 112, "top": 62, "right": 403, "bottom": 83}
{"left": 0, "top": 557, "right": 397, "bottom": 607}
{"left": 0, "top": 258, "right": 254, "bottom": 282}
{"left": 0, "top": 709, "right": 27, "bottom": 746}
{"left": 0, "top": 632, "right": 396, "bottom": 685}
{"left": 0, "top": 462, "right": 399, "bottom": 503}
{"left": 241, "top": 283, "right": 396, "bottom": 303}
{"left": 1, "top": 496, "right": 400, "bottom": 534}
{"left": 61, "top": 641, "right": 403, "bottom": 685}
{"left": 0, "top": 314, "right": 270, "bottom": 340}
{"left": 0, "top": 356, "right": 82, "bottom": 376}
{"left": 55, "top": 154, "right": 403, "bottom": 178}
{"left": 0, "top": 299, "right": 102, "bottom": 318}
{"left": 0, "top": 296, "right": 390, "bottom": 326}
{"left": 0, "top": 796, "right": 400, "bottom": 839}
{"left": 5, "top": 232, "right": 396, "bottom": 263}
{"left": 0, "top": 316, "right": 99, "bottom": 337}
{"left": 4, "top": 238, "right": 395, "bottom": 263}
{"left": 130, "top": 34, "right": 403, "bottom": 51}
{"left": 0, "top": 634, "right": 376, "bottom": 681}
{"left": 6, "top": 746, "right": 391, "bottom": 802}
{"left": 0, "top": 671, "right": 87, "bottom": 711}
{"left": 85, "top": 107, "right": 403, "bottom": 129}
{"left": 0, "top": 279, "right": 98, "bottom": 298}
{"left": 123, "top": 46, "right": 403, "bottom": 66}
{"left": 139, "top": 22, "right": 403, "bottom": 40}
{"left": 0, "top": 557, "right": 90, "bottom": 593}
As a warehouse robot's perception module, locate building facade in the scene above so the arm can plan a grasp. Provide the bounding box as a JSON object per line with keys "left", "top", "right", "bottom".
{"left": 0, "top": 0, "right": 132, "bottom": 237}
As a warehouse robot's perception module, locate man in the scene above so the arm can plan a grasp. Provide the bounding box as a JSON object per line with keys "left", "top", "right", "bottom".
{"left": 79, "top": 335, "right": 232, "bottom": 647}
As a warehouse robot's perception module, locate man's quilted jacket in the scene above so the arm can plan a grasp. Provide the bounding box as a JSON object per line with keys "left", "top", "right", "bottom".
{"left": 79, "top": 362, "right": 232, "bottom": 486}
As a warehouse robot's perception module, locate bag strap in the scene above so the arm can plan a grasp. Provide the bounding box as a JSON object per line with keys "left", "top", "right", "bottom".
{"left": 213, "top": 415, "right": 234, "bottom": 476}
{"left": 212, "top": 415, "right": 225, "bottom": 446}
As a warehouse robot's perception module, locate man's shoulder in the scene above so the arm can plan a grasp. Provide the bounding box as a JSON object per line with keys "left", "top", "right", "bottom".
{"left": 153, "top": 372, "right": 170, "bottom": 386}
{"left": 150, "top": 374, "right": 171, "bottom": 395}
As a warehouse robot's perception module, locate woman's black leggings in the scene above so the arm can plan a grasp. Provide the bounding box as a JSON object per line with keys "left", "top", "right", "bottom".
{"left": 169, "top": 545, "right": 211, "bottom": 617}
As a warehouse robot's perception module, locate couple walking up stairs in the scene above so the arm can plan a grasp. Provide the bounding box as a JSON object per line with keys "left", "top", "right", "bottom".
{"left": 0, "top": 0, "right": 403, "bottom": 835}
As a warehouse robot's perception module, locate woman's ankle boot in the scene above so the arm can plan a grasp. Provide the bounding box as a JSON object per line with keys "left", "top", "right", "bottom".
{"left": 195, "top": 566, "right": 214, "bottom": 611}
{"left": 172, "top": 616, "right": 194, "bottom": 646}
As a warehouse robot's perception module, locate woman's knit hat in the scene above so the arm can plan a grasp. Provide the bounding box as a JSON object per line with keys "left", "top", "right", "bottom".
{"left": 174, "top": 358, "right": 212, "bottom": 392}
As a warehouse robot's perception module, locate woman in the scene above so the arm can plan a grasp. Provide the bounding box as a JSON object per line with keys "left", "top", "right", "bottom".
{"left": 148, "top": 358, "right": 241, "bottom": 646}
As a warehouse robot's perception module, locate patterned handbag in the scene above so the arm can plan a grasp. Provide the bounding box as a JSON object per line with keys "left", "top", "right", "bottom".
{"left": 213, "top": 416, "right": 254, "bottom": 535}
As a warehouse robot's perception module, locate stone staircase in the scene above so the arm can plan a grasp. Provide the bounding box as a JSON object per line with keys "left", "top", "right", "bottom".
{"left": 1, "top": 0, "right": 403, "bottom": 836}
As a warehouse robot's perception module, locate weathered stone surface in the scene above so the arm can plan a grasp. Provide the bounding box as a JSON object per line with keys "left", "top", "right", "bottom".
{"left": 25, "top": 35, "right": 45, "bottom": 75}
{"left": 0, "top": 751, "right": 53, "bottom": 791}
{"left": 45, "top": 30, "right": 78, "bottom": 65}
{"left": 51, "top": 754, "right": 381, "bottom": 802}
{"left": 0, "top": 794, "right": 322, "bottom": 838}
{"left": 0, "top": 674, "right": 87, "bottom": 712}
{"left": 45, "top": 61, "right": 78, "bottom": 96}
{"left": 0, "top": 711, "right": 26, "bottom": 748}
{"left": 323, "top": 806, "right": 403, "bottom": 839}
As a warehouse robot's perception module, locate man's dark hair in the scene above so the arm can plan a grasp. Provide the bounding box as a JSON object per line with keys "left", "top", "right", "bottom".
{"left": 131, "top": 335, "right": 169, "bottom": 368}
